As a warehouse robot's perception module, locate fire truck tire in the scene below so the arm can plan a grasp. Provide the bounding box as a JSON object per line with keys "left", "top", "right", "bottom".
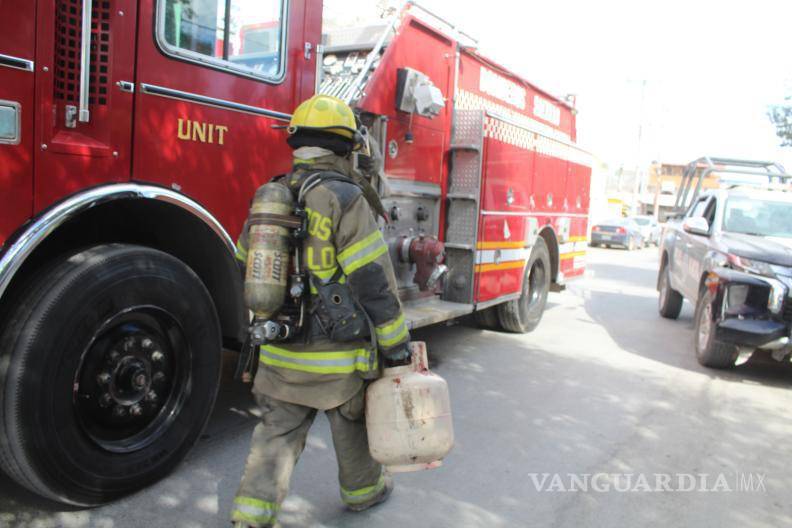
{"left": 0, "top": 244, "right": 222, "bottom": 506}
{"left": 497, "top": 238, "right": 551, "bottom": 333}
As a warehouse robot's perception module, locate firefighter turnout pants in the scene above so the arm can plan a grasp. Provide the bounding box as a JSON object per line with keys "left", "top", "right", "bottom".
{"left": 231, "top": 387, "right": 385, "bottom": 527}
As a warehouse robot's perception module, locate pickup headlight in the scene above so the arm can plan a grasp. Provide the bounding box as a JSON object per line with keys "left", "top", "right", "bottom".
{"left": 727, "top": 254, "right": 775, "bottom": 276}
{"left": 725, "top": 254, "right": 788, "bottom": 314}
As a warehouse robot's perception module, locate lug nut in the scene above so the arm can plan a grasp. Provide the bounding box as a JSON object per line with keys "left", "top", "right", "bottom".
{"left": 123, "top": 338, "right": 136, "bottom": 352}
{"left": 130, "top": 404, "right": 143, "bottom": 417}
{"left": 146, "top": 390, "right": 158, "bottom": 403}
{"left": 151, "top": 350, "right": 164, "bottom": 363}
{"left": 141, "top": 338, "right": 153, "bottom": 349}
{"left": 97, "top": 372, "right": 111, "bottom": 385}
{"left": 108, "top": 349, "right": 120, "bottom": 362}
{"left": 152, "top": 372, "right": 166, "bottom": 384}
{"left": 113, "top": 405, "right": 127, "bottom": 418}
{"left": 99, "top": 394, "right": 113, "bottom": 408}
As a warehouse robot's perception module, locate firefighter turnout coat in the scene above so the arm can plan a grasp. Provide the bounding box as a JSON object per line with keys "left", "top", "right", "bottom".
{"left": 236, "top": 147, "right": 410, "bottom": 410}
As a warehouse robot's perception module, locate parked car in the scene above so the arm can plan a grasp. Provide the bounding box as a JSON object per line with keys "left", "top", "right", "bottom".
{"left": 590, "top": 218, "right": 644, "bottom": 250}
{"left": 658, "top": 187, "right": 792, "bottom": 369}
{"left": 631, "top": 215, "right": 661, "bottom": 246}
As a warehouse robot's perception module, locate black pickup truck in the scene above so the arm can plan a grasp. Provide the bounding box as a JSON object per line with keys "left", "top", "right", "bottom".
{"left": 658, "top": 187, "right": 792, "bottom": 368}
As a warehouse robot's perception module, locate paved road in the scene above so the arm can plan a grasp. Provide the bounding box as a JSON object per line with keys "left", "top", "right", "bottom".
{"left": 4, "top": 247, "right": 792, "bottom": 527}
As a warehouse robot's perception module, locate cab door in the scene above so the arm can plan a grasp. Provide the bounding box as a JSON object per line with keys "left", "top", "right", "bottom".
{"left": 34, "top": 0, "right": 139, "bottom": 210}
{"left": 673, "top": 195, "right": 712, "bottom": 299}
{"left": 132, "top": 0, "right": 320, "bottom": 241}
{"left": 0, "top": 0, "right": 36, "bottom": 242}
{"left": 682, "top": 196, "right": 717, "bottom": 298}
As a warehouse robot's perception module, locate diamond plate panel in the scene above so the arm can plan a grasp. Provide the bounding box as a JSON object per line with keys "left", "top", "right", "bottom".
{"left": 446, "top": 200, "right": 478, "bottom": 244}
{"left": 443, "top": 248, "right": 475, "bottom": 303}
{"left": 449, "top": 150, "right": 482, "bottom": 194}
{"left": 452, "top": 109, "right": 484, "bottom": 149}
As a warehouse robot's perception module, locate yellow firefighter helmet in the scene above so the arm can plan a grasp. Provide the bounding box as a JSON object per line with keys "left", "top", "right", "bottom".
{"left": 288, "top": 94, "right": 358, "bottom": 140}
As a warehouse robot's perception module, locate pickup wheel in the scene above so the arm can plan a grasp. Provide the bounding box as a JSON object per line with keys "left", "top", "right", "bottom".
{"left": 694, "top": 289, "right": 737, "bottom": 368}
{"left": 497, "top": 238, "right": 551, "bottom": 333}
{"left": 0, "top": 244, "right": 222, "bottom": 506}
{"left": 658, "top": 264, "right": 683, "bottom": 319}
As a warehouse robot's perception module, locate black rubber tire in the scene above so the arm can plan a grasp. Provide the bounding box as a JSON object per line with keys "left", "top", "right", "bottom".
{"left": 657, "top": 263, "right": 683, "bottom": 319}
{"left": 497, "top": 238, "right": 551, "bottom": 333}
{"left": 473, "top": 306, "right": 502, "bottom": 330}
{"left": 0, "top": 244, "right": 222, "bottom": 506}
{"left": 694, "top": 289, "right": 737, "bottom": 369}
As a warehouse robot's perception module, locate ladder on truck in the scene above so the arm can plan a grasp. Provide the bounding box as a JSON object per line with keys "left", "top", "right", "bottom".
{"left": 672, "top": 157, "right": 792, "bottom": 215}
{"left": 443, "top": 110, "right": 485, "bottom": 305}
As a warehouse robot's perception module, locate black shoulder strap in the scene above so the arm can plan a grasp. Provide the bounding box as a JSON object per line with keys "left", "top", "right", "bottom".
{"left": 297, "top": 170, "right": 363, "bottom": 206}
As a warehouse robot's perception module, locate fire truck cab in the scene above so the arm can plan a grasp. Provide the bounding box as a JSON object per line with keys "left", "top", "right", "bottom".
{"left": 0, "top": 0, "right": 590, "bottom": 505}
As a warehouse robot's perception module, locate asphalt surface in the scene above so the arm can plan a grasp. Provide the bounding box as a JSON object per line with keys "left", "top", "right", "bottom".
{"left": 4, "top": 247, "right": 792, "bottom": 527}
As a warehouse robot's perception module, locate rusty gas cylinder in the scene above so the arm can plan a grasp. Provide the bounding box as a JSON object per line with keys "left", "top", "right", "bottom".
{"left": 365, "top": 341, "right": 454, "bottom": 472}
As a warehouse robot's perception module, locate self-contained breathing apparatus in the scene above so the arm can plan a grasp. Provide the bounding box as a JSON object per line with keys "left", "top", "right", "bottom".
{"left": 237, "top": 169, "right": 378, "bottom": 380}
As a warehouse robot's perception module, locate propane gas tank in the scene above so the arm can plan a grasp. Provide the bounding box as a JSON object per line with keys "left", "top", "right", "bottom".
{"left": 244, "top": 182, "right": 293, "bottom": 319}
{"left": 366, "top": 342, "right": 454, "bottom": 472}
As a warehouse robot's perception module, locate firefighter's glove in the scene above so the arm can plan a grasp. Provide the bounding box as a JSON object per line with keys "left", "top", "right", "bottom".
{"left": 383, "top": 344, "right": 412, "bottom": 368}
{"left": 357, "top": 153, "right": 376, "bottom": 175}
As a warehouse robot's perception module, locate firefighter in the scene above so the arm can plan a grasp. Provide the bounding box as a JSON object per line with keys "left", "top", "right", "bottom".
{"left": 230, "top": 94, "right": 411, "bottom": 528}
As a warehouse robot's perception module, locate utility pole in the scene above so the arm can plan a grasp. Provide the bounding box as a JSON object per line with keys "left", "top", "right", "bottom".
{"left": 633, "top": 80, "right": 647, "bottom": 215}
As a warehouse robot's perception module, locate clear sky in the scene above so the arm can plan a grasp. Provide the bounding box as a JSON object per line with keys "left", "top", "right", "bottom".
{"left": 323, "top": 0, "right": 792, "bottom": 170}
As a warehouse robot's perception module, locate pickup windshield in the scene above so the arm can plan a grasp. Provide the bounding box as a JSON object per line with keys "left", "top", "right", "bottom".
{"left": 723, "top": 197, "right": 792, "bottom": 238}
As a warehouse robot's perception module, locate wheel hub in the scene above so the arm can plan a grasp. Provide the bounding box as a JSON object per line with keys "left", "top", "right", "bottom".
{"left": 73, "top": 307, "right": 189, "bottom": 453}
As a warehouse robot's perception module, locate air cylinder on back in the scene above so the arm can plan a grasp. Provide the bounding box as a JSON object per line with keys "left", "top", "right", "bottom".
{"left": 244, "top": 182, "right": 294, "bottom": 319}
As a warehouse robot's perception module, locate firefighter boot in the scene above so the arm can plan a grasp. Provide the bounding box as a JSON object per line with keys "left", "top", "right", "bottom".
{"left": 345, "top": 473, "right": 394, "bottom": 512}
{"left": 231, "top": 394, "right": 317, "bottom": 528}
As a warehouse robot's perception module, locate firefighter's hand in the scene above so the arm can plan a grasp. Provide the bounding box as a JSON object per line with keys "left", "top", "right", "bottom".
{"left": 383, "top": 344, "right": 412, "bottom": 368}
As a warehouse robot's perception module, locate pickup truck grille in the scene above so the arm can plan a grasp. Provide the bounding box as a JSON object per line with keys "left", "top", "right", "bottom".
{"left": 783, "top": 300, "right": 792, "bottom": 323}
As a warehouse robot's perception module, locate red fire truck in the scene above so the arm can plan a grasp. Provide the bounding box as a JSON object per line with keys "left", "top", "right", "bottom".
{"left": 0, "top": 0, "right": 591, "bottom": 505}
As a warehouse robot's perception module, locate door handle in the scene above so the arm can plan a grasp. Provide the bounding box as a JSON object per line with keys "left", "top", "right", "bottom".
{"left": 78, "top": 0, "right": 93, "bottom": 123}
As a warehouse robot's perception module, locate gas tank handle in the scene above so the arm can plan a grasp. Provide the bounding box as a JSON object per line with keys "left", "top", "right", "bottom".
{"left": 78, "top": 0, "right": 93, "bottom": 123}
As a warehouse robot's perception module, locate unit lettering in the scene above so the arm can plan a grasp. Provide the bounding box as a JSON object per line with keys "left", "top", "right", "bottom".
{"left": 177, "top": 118, "right": 229, "bottom": 145}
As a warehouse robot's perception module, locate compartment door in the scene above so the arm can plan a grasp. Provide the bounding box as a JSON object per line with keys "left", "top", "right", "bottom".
{"left": 34, "top": 0, "right": 138, "bottom": 210}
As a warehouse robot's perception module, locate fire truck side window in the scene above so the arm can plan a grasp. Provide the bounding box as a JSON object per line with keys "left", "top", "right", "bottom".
{"left": 160, "top": 0, "right": 286, "bottom": 81}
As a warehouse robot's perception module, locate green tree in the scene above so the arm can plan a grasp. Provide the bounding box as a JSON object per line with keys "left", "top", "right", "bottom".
{"left": 768, "top": 97, "right": 792, "bottom": 147}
